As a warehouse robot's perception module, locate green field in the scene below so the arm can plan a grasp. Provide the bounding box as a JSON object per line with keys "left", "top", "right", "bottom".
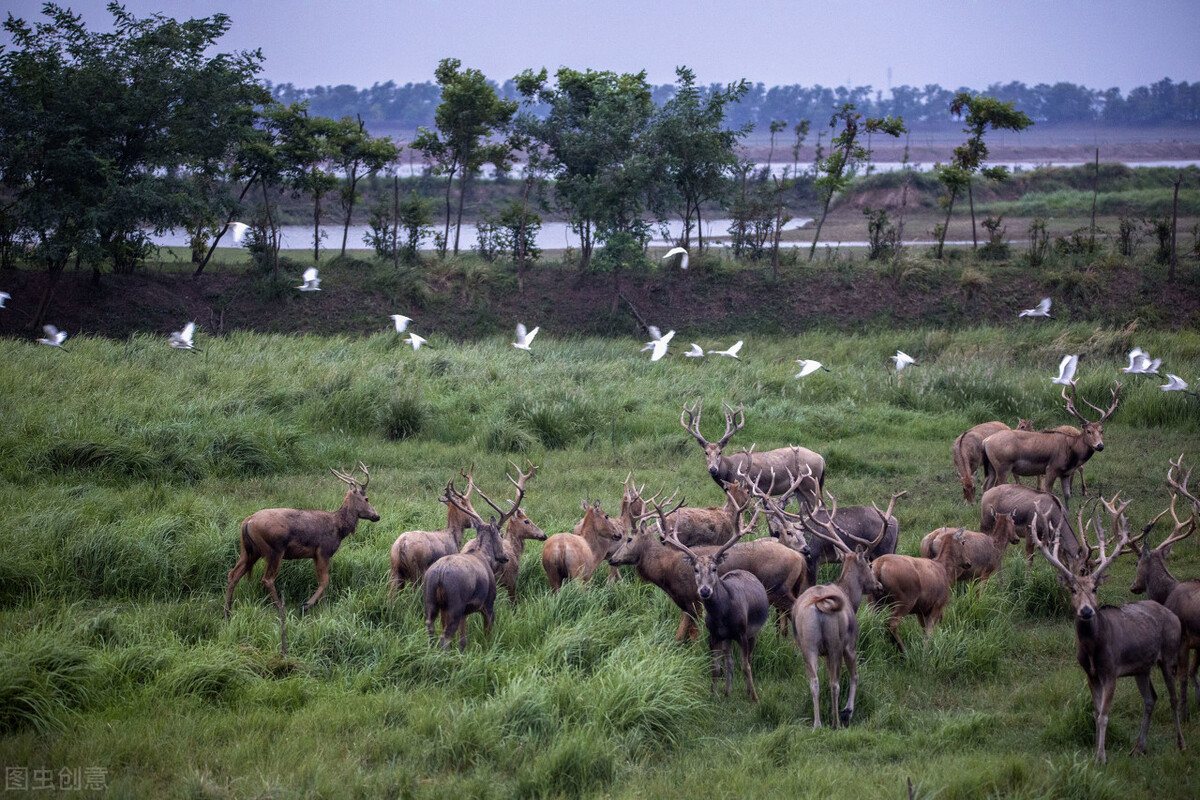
{"left": 1, "top": 324, "right": 1199, "bottom": 799}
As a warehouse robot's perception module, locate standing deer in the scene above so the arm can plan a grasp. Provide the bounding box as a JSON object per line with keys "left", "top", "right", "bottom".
{"left": 681, "top": 399, "right": 825, "bottom": 508}
{"left": 541, "top": 498, "right": 622, "bottom": 593}
{"left": 664, "top": 480, "right": 752, "bottom": 546}
{"left": 980, "top": 484, "right": 1081, "bottom": 564}
{"left": 658, "top": 503, "right": 770, "bottom": 702}
{"left": 871, "top": 526, "right": 972, "bottom": 653}
{"left": 791, "top": 513, "right": 885, "bottom": 728}
{"left": 389, "top": 471, "right": 480, "bottom": 598}
{"left": 952, "top": 418, "right": 1033, "bottom": 503}
{"left": 920, "top": 512, "right": 1020, "bottom": 587}
{"left": 982, "top": 383, "right": 1120, "bottom": 509}
{"left": 225, "top": 463, "right": 379, "bottom": 619}
{"left": 423, "top": 465, "right": 532, "bottom": 650}
{"left": 1130, "top": 457, "right": 1200, "bottom": 719}
{"left": 491, "top": 461, "right": 546, "bottom": 603}
{"left": 1030, "top": 498, "right": 1184, "bottom": 763}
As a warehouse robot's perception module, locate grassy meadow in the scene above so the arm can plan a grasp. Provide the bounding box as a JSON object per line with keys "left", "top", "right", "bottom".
{"left": 1, "top": 321, "right": 1199, "bottom": 798}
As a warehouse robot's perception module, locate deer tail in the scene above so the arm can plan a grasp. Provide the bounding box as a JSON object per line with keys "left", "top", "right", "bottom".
{"left": 814, "top": 592, "right": 844, "bottom": 614}
{"left": 239, "top": 520, "right": 258, "bottom": 559}
{"left": 952, "top": 434, "right": 973, "bottom": 501}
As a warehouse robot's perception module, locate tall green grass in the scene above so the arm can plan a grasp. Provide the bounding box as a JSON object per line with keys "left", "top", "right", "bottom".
{"left": 0, "top": 325, "right": 1197, "bottom": 798}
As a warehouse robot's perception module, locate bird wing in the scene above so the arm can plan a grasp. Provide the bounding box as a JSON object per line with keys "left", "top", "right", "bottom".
{"left": 303, "top": 267, "right": 318, "bottom": 283}
{"left": 660, "top": 330, "right": 675, "bottom": 344}
{"left": 182, "top": 322, "right": 195, "bottom": 341}
{"left": 651, "top": 339, "right": 669, "bottom": 361}
{"left": 687, "top": 344, "right": 703, "bottom": 357}
{"left": 729, "top": 340, "right": 743, "bottom": 356}
{"left": 43, "top": 325, "right": 59, "bottom": 338}
{"left": 1037, "top": 297, "right": 1052, "bottom": 314}
{"left": 679, "top": 252, "right": 689, "bottom": 270}
{"left": 526, "top": 326, "right": 539, "bottom": 344}
{"left": 796, "top": 360, "right": 821, "bottom": 377}
{"left": 662, "top": 247, "right": 686, "bottom": 261}
{"left": 647, "top": 325, "right": 662, "bottom": 341}
{"left": 515, "top": 323, "right": 528, "bottom": 343}
{"left": 1055, "top": 354, "right": 1078, "bottom": 382}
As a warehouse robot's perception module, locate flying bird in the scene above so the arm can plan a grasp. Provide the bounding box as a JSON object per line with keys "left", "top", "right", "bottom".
{"left": 1051, "top": 354, "right": 1078, "bottom": 385}
{"left": 0, "top": 291, "right": 10, "bottom": 308}
{"left": 168, "top": 322, "right": 199, "bottom": 352}
{"left": 794, "top": 359, "right": 829, "bottom": 378}
{"left": 1019, "top": 297, "right": 1053, "bottom": 318}
{"left": 641, "top": 326, "right": 675, "bottom": 361}
{"left": 1160, "top": 374, "right": 1190, "bottom": 392}
{"left": 891, "top": 350, "right": 916, "bottom": 371}
{"left": 1123, "top": 348, "right": 1150, "bottom": 373}
{"left": 707, "top": 340, "right": 743, "bottom": 360}
{"left": 37, "top": 324, "right": 68, "bottom": 349}
{"left": 512, "top": 323, "right": 539, "bottom": 351}
{"left": 684, "top": 343, "right": 704, "bottom": 358}
{"left": 226, "top": 221, "right": 249, "bottom": 245}
{"left": 404, "top": 333, "right": 427, "bottom": 350}
{"left": 390, "top": 314, "right": 412, "bottom": 333}
{"left": 297, "top": 267, "right": 321, "bottom": 291}
{"left": 661, "top": 246, "right": 689, "bottom": 270}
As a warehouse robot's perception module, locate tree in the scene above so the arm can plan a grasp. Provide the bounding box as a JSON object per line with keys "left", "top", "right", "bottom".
{"left": 515, "top": 67, "right": 656, "bottom": 271}
{"left": 808, "top": 104, "right": 906, "bottom": 260}
{"left": 934, "top": 92, "right": 1033, "bottom": 258}
{"left": 0, "top": 2, "right": 266, "bottom": 321}
{"left": 648, "top": 67, "right": 750, "bottom": 253}
{"left": 332, "top": 115, "right": 399, "bottom": 258}
{"left": 766, "top": 119, "right": 787, "bottom": 174}
{"left": 413, "top": 58, "right": 517, "bottom": 256}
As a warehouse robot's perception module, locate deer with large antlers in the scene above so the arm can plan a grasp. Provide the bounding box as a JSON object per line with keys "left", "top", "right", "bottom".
{"left": 389, "top": 471, "right": 480, "bottom": 598}
{"left": 486, "top": 461, "right": 545, "bottom": 603}
{"left": 952, "top": 418, "right": 1033, "bottom": 503}
{"left": 1130, "top": 457, "right": 1200, "bottom": 720}
{"left": 423, "top": 464, "right": 534, "bottom": 650}
{"left": 981, "top": 383, "right": 1120, "bottom": 509}
{"left": 791, "top": 509, "right": 886, "bottom": 728}
{"left": 225, "top": 463, "right": 379, "bottom": 618}
{"left": 681, "top": 399, "right": 825, "bottom": 509}
{"left": 1030, "top": 497, "right": 1184, "bottom": 763}
{"left": 659, "top": 503, "right": 771, "bottom": 702}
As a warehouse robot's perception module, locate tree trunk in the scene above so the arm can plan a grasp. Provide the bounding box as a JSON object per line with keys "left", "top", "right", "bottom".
{"left": 935, "top": 189, "right": 957, "bottom": 260}
{"left": 340, "top": 164, "right": 358, "bottom": 258}
{"left": 262, "top": 179, "right": 279, "bottom": 280}
{"left": 771, "top": 176, "right": 783, "bottom": 279}
{"left": 1089, "top": 148, "right": 1099, "bottom": 251}
{"left": 696, "top": 200, "right": 704, "bottom": 256}
{"left": 453, "top": 169, "right": 470, "bottom": 255}
{"left": 1169, "top": 172, "right": 1181, "bottom": 282}
{"left": 392, "top": 174, "right": 400, "bottom": 271}
{"left": 968, "top": 181, "right": 977, "bottom": 249}
{"left": 808, "top": 196, "right": 833, "bottom": 261}
{"left": 441, "top": 165, "right": 456, "bottom": 257}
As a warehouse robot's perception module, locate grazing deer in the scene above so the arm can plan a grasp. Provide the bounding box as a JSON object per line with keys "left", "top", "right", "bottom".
{"left": 665, "top": 481, "right": 752, "bottom": 547}
{"left": 982, "top": 383, "right": 1120, "bottom": 509}
{"left": 920, "top": 513, "right": 1020, "bottom": 587}
{"left": 681, "top": 399, "right": 825, "bottom": 509}
{"left": 424, "top": 465, "right": 532, "bottom": 650}
{"left": 871, "top": 526, "right": 971, "bottom": 653}
{"left": 952, "top": 418, "right": 1033, "bottom": 503}
{"left": 791, "top": 512, "right": 886, "bottom": 728}
{"left": 1130, "top": 458, "right": 1200, "bottom": 720}
{"left": 541, "top": 498, "right": 622, "bottom": 593}
{"left": 490, "top": 461, "right": 546, "bottom": 603}
{"left": 225, "top": 463, "right": 379, "bottom": 619}
{"left": 389, "top": 472, "right": 479, "bottom": 598}
{"left": 658, "top": 503, "right": 771, "bottom": 702}
{"left": 1030, "top": 498, "right": 1184, "bottom": 763}
{"left": 980, "top": 484, "right": 1081, "bottom": 564}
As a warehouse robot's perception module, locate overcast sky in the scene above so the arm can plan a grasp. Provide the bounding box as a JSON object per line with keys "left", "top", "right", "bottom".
{"left": 3, "top": 0, "right": 1197, "bottom": 93}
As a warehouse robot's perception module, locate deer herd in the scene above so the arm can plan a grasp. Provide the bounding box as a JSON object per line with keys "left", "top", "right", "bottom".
{"left": 224, "top": 386, "right": 1199, "bottom": 764}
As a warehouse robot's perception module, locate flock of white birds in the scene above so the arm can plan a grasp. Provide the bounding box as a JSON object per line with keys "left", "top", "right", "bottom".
{"left": 3, "top": 263, "right": 1194, "bottom": 399}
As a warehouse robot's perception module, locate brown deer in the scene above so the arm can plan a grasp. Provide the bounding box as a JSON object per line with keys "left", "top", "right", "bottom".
{"left": 952, "top": 418, "right": 1033, "bottom": 503}
{"left": 389, "top": 471, "right": 480, "bottom": 598}
{"left": 224, "top": 463, "right": 379, "bottom": 619}
{"left": 681, "top": 399, "right": 825, "bottom": 508}
{"left": 792, "top": 515, "right": 885, "bottom": 728}
{"left": 982, "top": 383, "right": 1120, "bottom": 509}
{"left": 871, "top": 528, "right": 972, "bottom": 653}
{"left": 664, "top": 481, "right": 752, "bottom": 546}
{"left": 1130, "top": 457, "right": 1200, "bottom": 720}
{"left": 980, "top": 484, "right": 1081, "bottom": 564}
{"left": 490, "top": 461, "right": 546, "bottom": 603}
{"left": 423, "top": 466, "right": 532, "bottom": 650}
{"left": 541, "top": 497, "right": 622, "bottom": 593}
{"left": 659, "top": 504, "right": 771, "bottom": 702}
{"left": 920, "top": 512, "right": 1020, "bottom": 587}
{"left": 1030, "top": 498, "right": 1184, "bottom": 763}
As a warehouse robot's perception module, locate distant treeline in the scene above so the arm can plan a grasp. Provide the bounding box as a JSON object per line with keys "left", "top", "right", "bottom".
{"left": 269, "top": 77, "right": 1200, "bottom": 131}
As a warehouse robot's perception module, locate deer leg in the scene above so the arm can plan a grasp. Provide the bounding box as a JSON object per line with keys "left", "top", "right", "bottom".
{"left": 301, "top": 554, "right": 331, "bottom": 613}
{"left": 803, "top": 647, "right": 822, "bottom": 728}
{"left": 1160, "top": 656, "right": 1185, "bottom": 751}
{"left": 886, "top": 608, "right": 908, "bottom": 654}
{"left": 224, "top": 552, "right": 258, "bottom": 619}
{"left": 741, "top": 636, "right": 759, "bottom": 703}
{"left": 440, "top": 610, "right": 456, "bottom": 651}
{"left": 724, "top": 643, "right": 735, "bottom": 698}
{"left": 827, "top": 647, "right": 843, "bottom": 730}
{"left": 260, "top": 553, "right": 285, "bottom": 614}
{"left": 1182, "top": 645, "right": 1200, "bottom": 722}
{"left": 425, "top": 608, "right": 438, "bottom": 646}
{"left": 1132, "top": 671, "right": 1157, "bottom": 756}
{"left": 1093, "top": 678, "right": 1115, "bottom": 764}
{"left": 709, "top": 639, "right": 724, "bottom": 695}
{"left": 840, "top": 643, "right": 859, "bottom": 727}
{"left": 457, "top": 613, "right": 469, "bottom": 652}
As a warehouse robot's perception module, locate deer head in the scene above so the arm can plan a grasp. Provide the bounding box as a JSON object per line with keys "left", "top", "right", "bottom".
{"left": 1061, "top": 382, "right": 1121, "bottom": 453}
{"left": 330, "top": 462, "right": 380, "bottom": 521}
{"left": 659, "top": 494, "right": 757, "bottom": 600}
{"left": 681, "top": 399, "right": 745, "bottom": 477}
{"left": 1031, "top": 495, "right": 1133, "bottom": 621}
{"left": 1130, "top": 459, "right": 1197, "bottom": 594}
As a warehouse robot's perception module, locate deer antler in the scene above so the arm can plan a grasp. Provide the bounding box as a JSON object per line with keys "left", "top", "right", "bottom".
{"left": 474, "top": 461, "right": 536, "bottom": 527}
{"left": 717, "top": 402, "right": 746, "bottom": 448}
{"left": 681, "top": 399, "right": 707, "bottom": 445}
{"left": 1088, "top": 495, "right": 1133, "bottom": 581}
{"left": 1029, "top": 509, "right": 1077, "bottom": 582}
{"left": 1167, "top": 454, "right": 1200, "bottom": 511}
{"left": 1062, "top": 382, "right": 1121, "bottom": 424}
{"left": 1081, "top": 383, "right": 1121, "bottom": 422}
{"left": 331, "top": 462, "right": 370, "bottom": 490}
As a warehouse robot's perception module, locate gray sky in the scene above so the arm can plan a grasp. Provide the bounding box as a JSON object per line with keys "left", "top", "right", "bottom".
{"left": 3, "top": 0, "right": 1197, "bottom": 92}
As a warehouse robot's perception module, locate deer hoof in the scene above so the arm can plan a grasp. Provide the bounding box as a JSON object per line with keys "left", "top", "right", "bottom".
{"left": 839, "top": 708, "right": 853, "bottom": 726}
